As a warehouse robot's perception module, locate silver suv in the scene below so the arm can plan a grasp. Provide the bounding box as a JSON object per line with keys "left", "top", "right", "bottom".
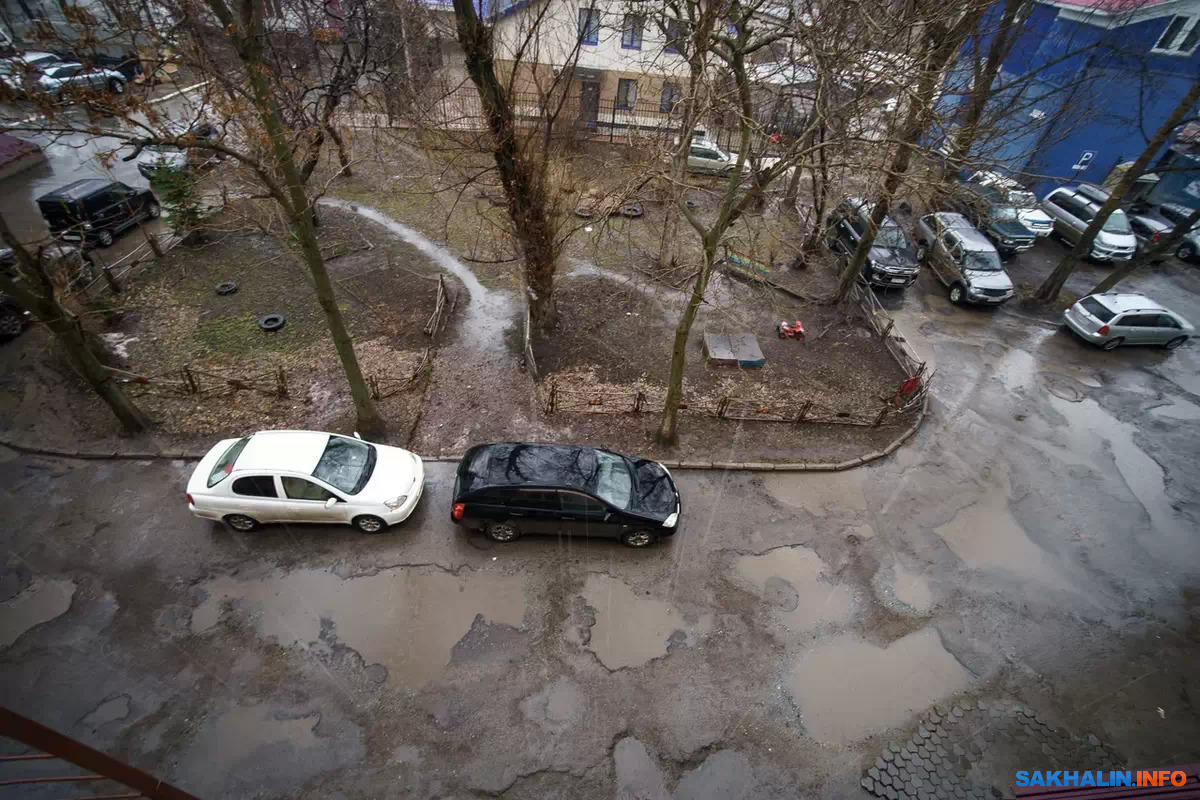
{"left": 1041, "top": 184, "right": 1137, "bottom": 261}
{"left": 1063, "top": 292, "right": 1193, "bottom": 351}
{"left": 915, "top": 212, "right": 1014, "bottom": 305}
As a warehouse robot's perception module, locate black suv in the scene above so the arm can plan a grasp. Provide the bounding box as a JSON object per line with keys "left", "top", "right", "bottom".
{"left": 947, "top": 183, "right": 1035, "bottom": 258}
{"left": 826, "top": 197, "right": 920, "bottom": 288}
{"left": 451, "top": 442, "right": 681, "bottom": 548}
{"left": 36, "top": 179, "right": 160, "bottom": 248}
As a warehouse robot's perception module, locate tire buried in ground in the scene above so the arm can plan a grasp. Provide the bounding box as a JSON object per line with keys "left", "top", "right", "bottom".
{"left": 215, "top": 281, "right": 238, "bottom": 296}
{"left": 258, "top": 313, "right": 286, "bottom": 332}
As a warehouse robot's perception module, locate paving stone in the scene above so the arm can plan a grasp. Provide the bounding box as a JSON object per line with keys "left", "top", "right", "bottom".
{"left": 881, "top": 772, "right": 894, "bottom": 787}
{"left": 935, "top": 789, "right": 950, "bottom": 800}
{"left": 887, "top": 763, "right": 900, "bottom": 778}
{"left": 911, "top": 777, "right": 925, "bottom": 791}
{"left": 953, "top": 788, "right": 966, "bottom": 800}
{"left": 952, "top": 744, "right": 965, "bottom": 757}
{"left": 935, "top": 705, "right": 949, "bottom": 716}
{"left": 961, "top": 702, "right": 974, "bottom": 711}
{"left": 887, "top": 789, "right": 899, "bottom": 800}
{"left": 870, "top": 767, "right": 882, "bottom": 781}
{"left": 976, "top": 700, "right": 989, "bottom": 711}
{"left": 929, "top": 711, "right": 942, "bottom": 724}
{"left": 891, "top": 743, "right": 904, "bottom": 754}
{"left": 883, "top": 749, "right": 896, "bottom": 763}
{"left": 1088, "top": 734, "right": 1102, "bottom": 746}
{"left": 919, "top": 726, "right": 932, "bottom": 739}
{"left": 901, "top": 746, "right": 914, "bottom": 760}
{"left": 877, "top": 758, "right": 888, "bottom": 771}
{"left": 929, "top": 753, "right": 943, "bottom": 767}
{"left": 918, "top": 791, "right": 931, "bottom": 800}
{"left": 935, "top": 744, "right": 948, "bottom": 758}
{"left": 952, "top": 707, "right": 965, "bottom": 719}
{"left": 863, "top": 777, "right": 876, "bottom": 793}
{"left": 929, "top": 733, "right": 941, "bottom": 746}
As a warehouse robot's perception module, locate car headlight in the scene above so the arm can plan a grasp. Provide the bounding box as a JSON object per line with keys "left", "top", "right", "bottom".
{"left": 662, "top": 511, "right": 678, "bottom": 528}
{"left": 1001, "top": 238, "right": 1013, "bottom": 246}
{"left": 384, "top": 495, "right": 408, "bottom": 510}
{"left": 82, "top": 222, "right": 92, "bottom": 230}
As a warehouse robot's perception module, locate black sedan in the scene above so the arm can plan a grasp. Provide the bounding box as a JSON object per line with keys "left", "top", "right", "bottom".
{"left": 450, "top": 443, "right": 681, "bottom": 548}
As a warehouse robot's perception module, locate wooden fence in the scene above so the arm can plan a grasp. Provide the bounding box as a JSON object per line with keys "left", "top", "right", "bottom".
{"left": 367, "top": 347, "right": 432, "bottom": 400}
{"left": 542, "top": 381, "right": 919, "bottom": 428}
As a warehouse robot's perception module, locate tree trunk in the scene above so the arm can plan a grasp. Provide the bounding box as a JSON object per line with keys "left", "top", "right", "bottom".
{"left": 1091, "top": 206, "right": 1200, "bottom": 294}
{"left": 657, "top": 242, "right": 715, "bottom": 444}
{"left": 234, "top": 0, "right": 385, "bottom": 438}
{"left": 942, "top": 0, "right": 1027, "bottom": 175}
{"left": 452, "top": 0, "right": 560, "bottom": 329}
{"left": 783, "top": 159, "right": 803, "bottom": 208}
{"left": 833, "top": 12, "right": 983, "bottom": 302}
{"left": 0, "top": 217, "right": 150, "bottom": 433}
{"left": 1035, "top": 77, "right": 1200, "bottom": 303}
{"left": 799, "top": 118, "right": 829, "bottom": 254}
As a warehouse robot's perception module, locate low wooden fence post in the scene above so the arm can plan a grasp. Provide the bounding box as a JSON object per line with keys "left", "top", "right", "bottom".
{"left": 873, "top": 405, "right": 889, "bottom": 427}
{"left": 795, "top": 399, "right": 813, "bottom": 423}
{"left": 276, "top": 367, "right": 288, "bottom": 398}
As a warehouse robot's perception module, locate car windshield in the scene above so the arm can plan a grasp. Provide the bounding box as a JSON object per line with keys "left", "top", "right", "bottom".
{"left": 991, "top": 206, "right": 1019, "bottom": 221}
{"left": 313, "top": 436, "right": 376, "bottom": 494}
{"left": 964, "top": 249, "right": 1002, "bottom": 271}
{"left": 145, "top": 143, "right": 182, "bottom": 154}
{"left": 1080, "top": 296, "right": 1115, "bottom": 322}
{"left": 591, "top": 451, "right": 632, "bottom": 509}
{"left": 1103, "top": 210, "right": 1132, "bottom": 234}
{"left": 877, "top": 225, "right": 910, "bottom": 249}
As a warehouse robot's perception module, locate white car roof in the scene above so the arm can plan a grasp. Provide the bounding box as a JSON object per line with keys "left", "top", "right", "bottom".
{"left": 235, "top": 430, "right": 333, "bottom": 474}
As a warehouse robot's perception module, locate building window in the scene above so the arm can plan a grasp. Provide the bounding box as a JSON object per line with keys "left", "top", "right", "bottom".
{"left": 578, "top": 7, "right": 599, "bottom": 45}
{"left": 1152, "top": 14, "right": 1200, "bottom": 54}
{"left": 664, "top": 18, "right": 689, "bottom": 54}
{"left": 621, "top": 13, "right": 643, "bottom": 49}
{"left": 617, "top": 78, "right": 638, "bottom": 109}
{"left": 660, "top": 83, "right": 681, "bottom": 112}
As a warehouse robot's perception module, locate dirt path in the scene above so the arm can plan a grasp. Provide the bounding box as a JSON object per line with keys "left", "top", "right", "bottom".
{"left": 320, "top": 198, "right": 536, "bottom": 454}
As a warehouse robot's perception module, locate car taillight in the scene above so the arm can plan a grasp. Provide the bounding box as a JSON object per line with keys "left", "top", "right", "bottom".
{"left": 1152, "top": 232, "right": 1161, "bottom": 243}
{"left": 186, "top": 493, "right": 194, "bottom": 505}
{"left": 1097, "top": 324, "right": 1109, "bottom": 335}
{"left": 452, "top": 502, "right": 465, "bottom": 521}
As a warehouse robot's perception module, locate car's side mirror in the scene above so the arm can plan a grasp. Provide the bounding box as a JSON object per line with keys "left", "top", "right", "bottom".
{"left": 324, "top": 497, "right": 337, "bottom": 509}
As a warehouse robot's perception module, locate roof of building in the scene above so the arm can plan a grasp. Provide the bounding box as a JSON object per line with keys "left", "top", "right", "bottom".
{"left": 1049, "top": 0, "right": 1168, "bottom": 12}
{"left": 235, "top": 430, "right": 332, "bottom": 474}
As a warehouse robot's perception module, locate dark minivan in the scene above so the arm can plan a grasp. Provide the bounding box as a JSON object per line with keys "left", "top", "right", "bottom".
{"left": 36, "top": 178, "right": 160, "bottom": 248}
{"left": 451, "top": 443, "right": 681, "bottom": 548}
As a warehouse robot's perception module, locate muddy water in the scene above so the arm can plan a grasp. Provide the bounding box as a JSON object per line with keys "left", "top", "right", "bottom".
{"left": 192, "top": 566, "right": 525, "bottom": 687}
{"left": 934, "top": 467, "right": 1064, "bottom": 585}
{"left": 0, "top": 577, "right": 75, "bottom": 648}
{"left": 888, "top": 562, "right": 933, "bottom": 612}
{"left": 734, "top": 546, "right": 853, "bottom": 631}
{"left": 319, "top": 198, "right": 514, "bottom": 352}
{"left": 581, "top": 573, "right": 712, "bottom": 670}
{"left": 1149, "top": 397, "right": 1200, "bottom": 421}
{"left": 786, "top": 628, "right": 971, "bottom": 744}
{"left": 761, "top": 471, "right": 867, "bottom": 518}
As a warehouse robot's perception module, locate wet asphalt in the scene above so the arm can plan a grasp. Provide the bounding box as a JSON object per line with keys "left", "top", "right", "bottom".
{"left": 1, "top": 233, "right": 1199, "bottom": 797}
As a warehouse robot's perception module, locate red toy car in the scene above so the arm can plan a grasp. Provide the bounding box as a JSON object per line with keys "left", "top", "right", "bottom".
{"left": 778, "top": 320, "right": 805, "bottom": 339}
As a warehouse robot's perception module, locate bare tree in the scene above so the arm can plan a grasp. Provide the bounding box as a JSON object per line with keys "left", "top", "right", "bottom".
{"left": 0, "top": 216, "right": 150, "bottom": 433}
{"left": 832, "top": 2, "right": 988, "bottom": 303}
{"left": 1034, "top": 77, "right": 1200, "bottom": 303}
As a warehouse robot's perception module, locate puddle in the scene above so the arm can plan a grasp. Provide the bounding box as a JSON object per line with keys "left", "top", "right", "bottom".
{"left": 888, "top": 562, "right": 933, "bottom": 612}
{"left": 1149, "top": 397, "right": 1200, "bottom": 421}
{"left": 581, "top": 573, "right": 711, "bottom": 670}
{"left": 934, "top": 468, "right": 1063, "bottom": 585}
{"left": 320, "top": 198, "right": 514, "bottom": 352}
{"left": 734, "top": 546, "right": 853, "bottom": 631}
{"left": 192, "top": 566, "right": 525, "bottom": 687}
{"left": 176, "top": 703, "right": 362, "bottom": 797}
{"left": 762, "top": 471, "right": 867, "bottom": 518}
{"left": 0, "top": 577, "right": 75, "bottom": 648}
{"left": 989, "top": 346, "right": 1038, "bottom": 390}
{"left": 1050, "top": 395, "right": 1189, "bottom": 545}
{"left": 786, "top": 628, "right": 971, "bottom": 744}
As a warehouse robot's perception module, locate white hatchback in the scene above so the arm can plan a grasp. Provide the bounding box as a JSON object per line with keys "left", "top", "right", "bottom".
{"left": 187, "top": 430, "right": 424, "bottom": 533}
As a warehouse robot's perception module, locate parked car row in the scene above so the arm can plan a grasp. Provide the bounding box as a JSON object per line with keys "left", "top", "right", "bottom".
{"left": 186, "top": 432, "right": 682, "bottom": 548}
{"left": 0, "top": 50, "right": 128, "bottom": 99}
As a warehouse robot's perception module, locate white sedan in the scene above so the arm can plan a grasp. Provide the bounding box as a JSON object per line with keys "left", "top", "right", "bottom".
{"left": 186, "top": 430, "right": 424, "bottom": 533}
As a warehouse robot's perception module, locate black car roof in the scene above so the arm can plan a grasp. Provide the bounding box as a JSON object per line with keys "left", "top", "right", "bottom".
{"left": 36, "top": 178, "right": 114, "bottom": 203}
{"left": 458, "top": 442, "right": 615, "bottom": 494}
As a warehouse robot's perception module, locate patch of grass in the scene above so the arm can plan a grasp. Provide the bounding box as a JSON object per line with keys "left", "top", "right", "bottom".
{"left": 192, "top": 311, "right": 323, "bottom": 357}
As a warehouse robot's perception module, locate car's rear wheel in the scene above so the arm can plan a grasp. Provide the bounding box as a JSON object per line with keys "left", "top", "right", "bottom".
{"left": 1177, "top": 243, "right": 1195, "bottom": 261}
{"left": 1165, "top": 336, "right": 1188, "bottom": 350}
{"left": 145, "top": 200, "right": 161, "bottom": 219}
{"left": 353, "top": 515, "right": 387, "bottom": 534}
{"left": 108, "top": 78, "right": 125, "bottom": 94}
{"left": 95, "top": 229, "right": 114, "bottom": 248}
{"left": 0, "top": 307, "right": 23, "bottom": 339}
{"left": 620, "top": 530, "right": 658, "bottom": 548}
{"left": 1101, "top": 336, "right": 1124, "bottom": 351}
{"left": 224, "top": 514, "right": 258, "bottom": 532}
{"left": 485, "top": 521, "right": 521, "bottom": 542}
{"left": 948, "top": 283, "right": 966, "bottom": 305}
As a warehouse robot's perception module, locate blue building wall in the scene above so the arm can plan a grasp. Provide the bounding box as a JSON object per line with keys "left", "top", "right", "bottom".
{"left": 951, "top": 2, "right": 1200, "bottom": 198}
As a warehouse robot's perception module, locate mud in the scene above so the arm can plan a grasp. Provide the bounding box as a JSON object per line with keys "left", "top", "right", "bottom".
{"left": 0, "top": 578, "right": 75, "bottom": 648}
{"left": 734, "top": 546, "right": 854, "bottom": 631}
{"left": 786, "top": 628, "right": 973, "bottom": 744}
{"left": 581, "top": 573, "right": 712, "bottom": 670}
